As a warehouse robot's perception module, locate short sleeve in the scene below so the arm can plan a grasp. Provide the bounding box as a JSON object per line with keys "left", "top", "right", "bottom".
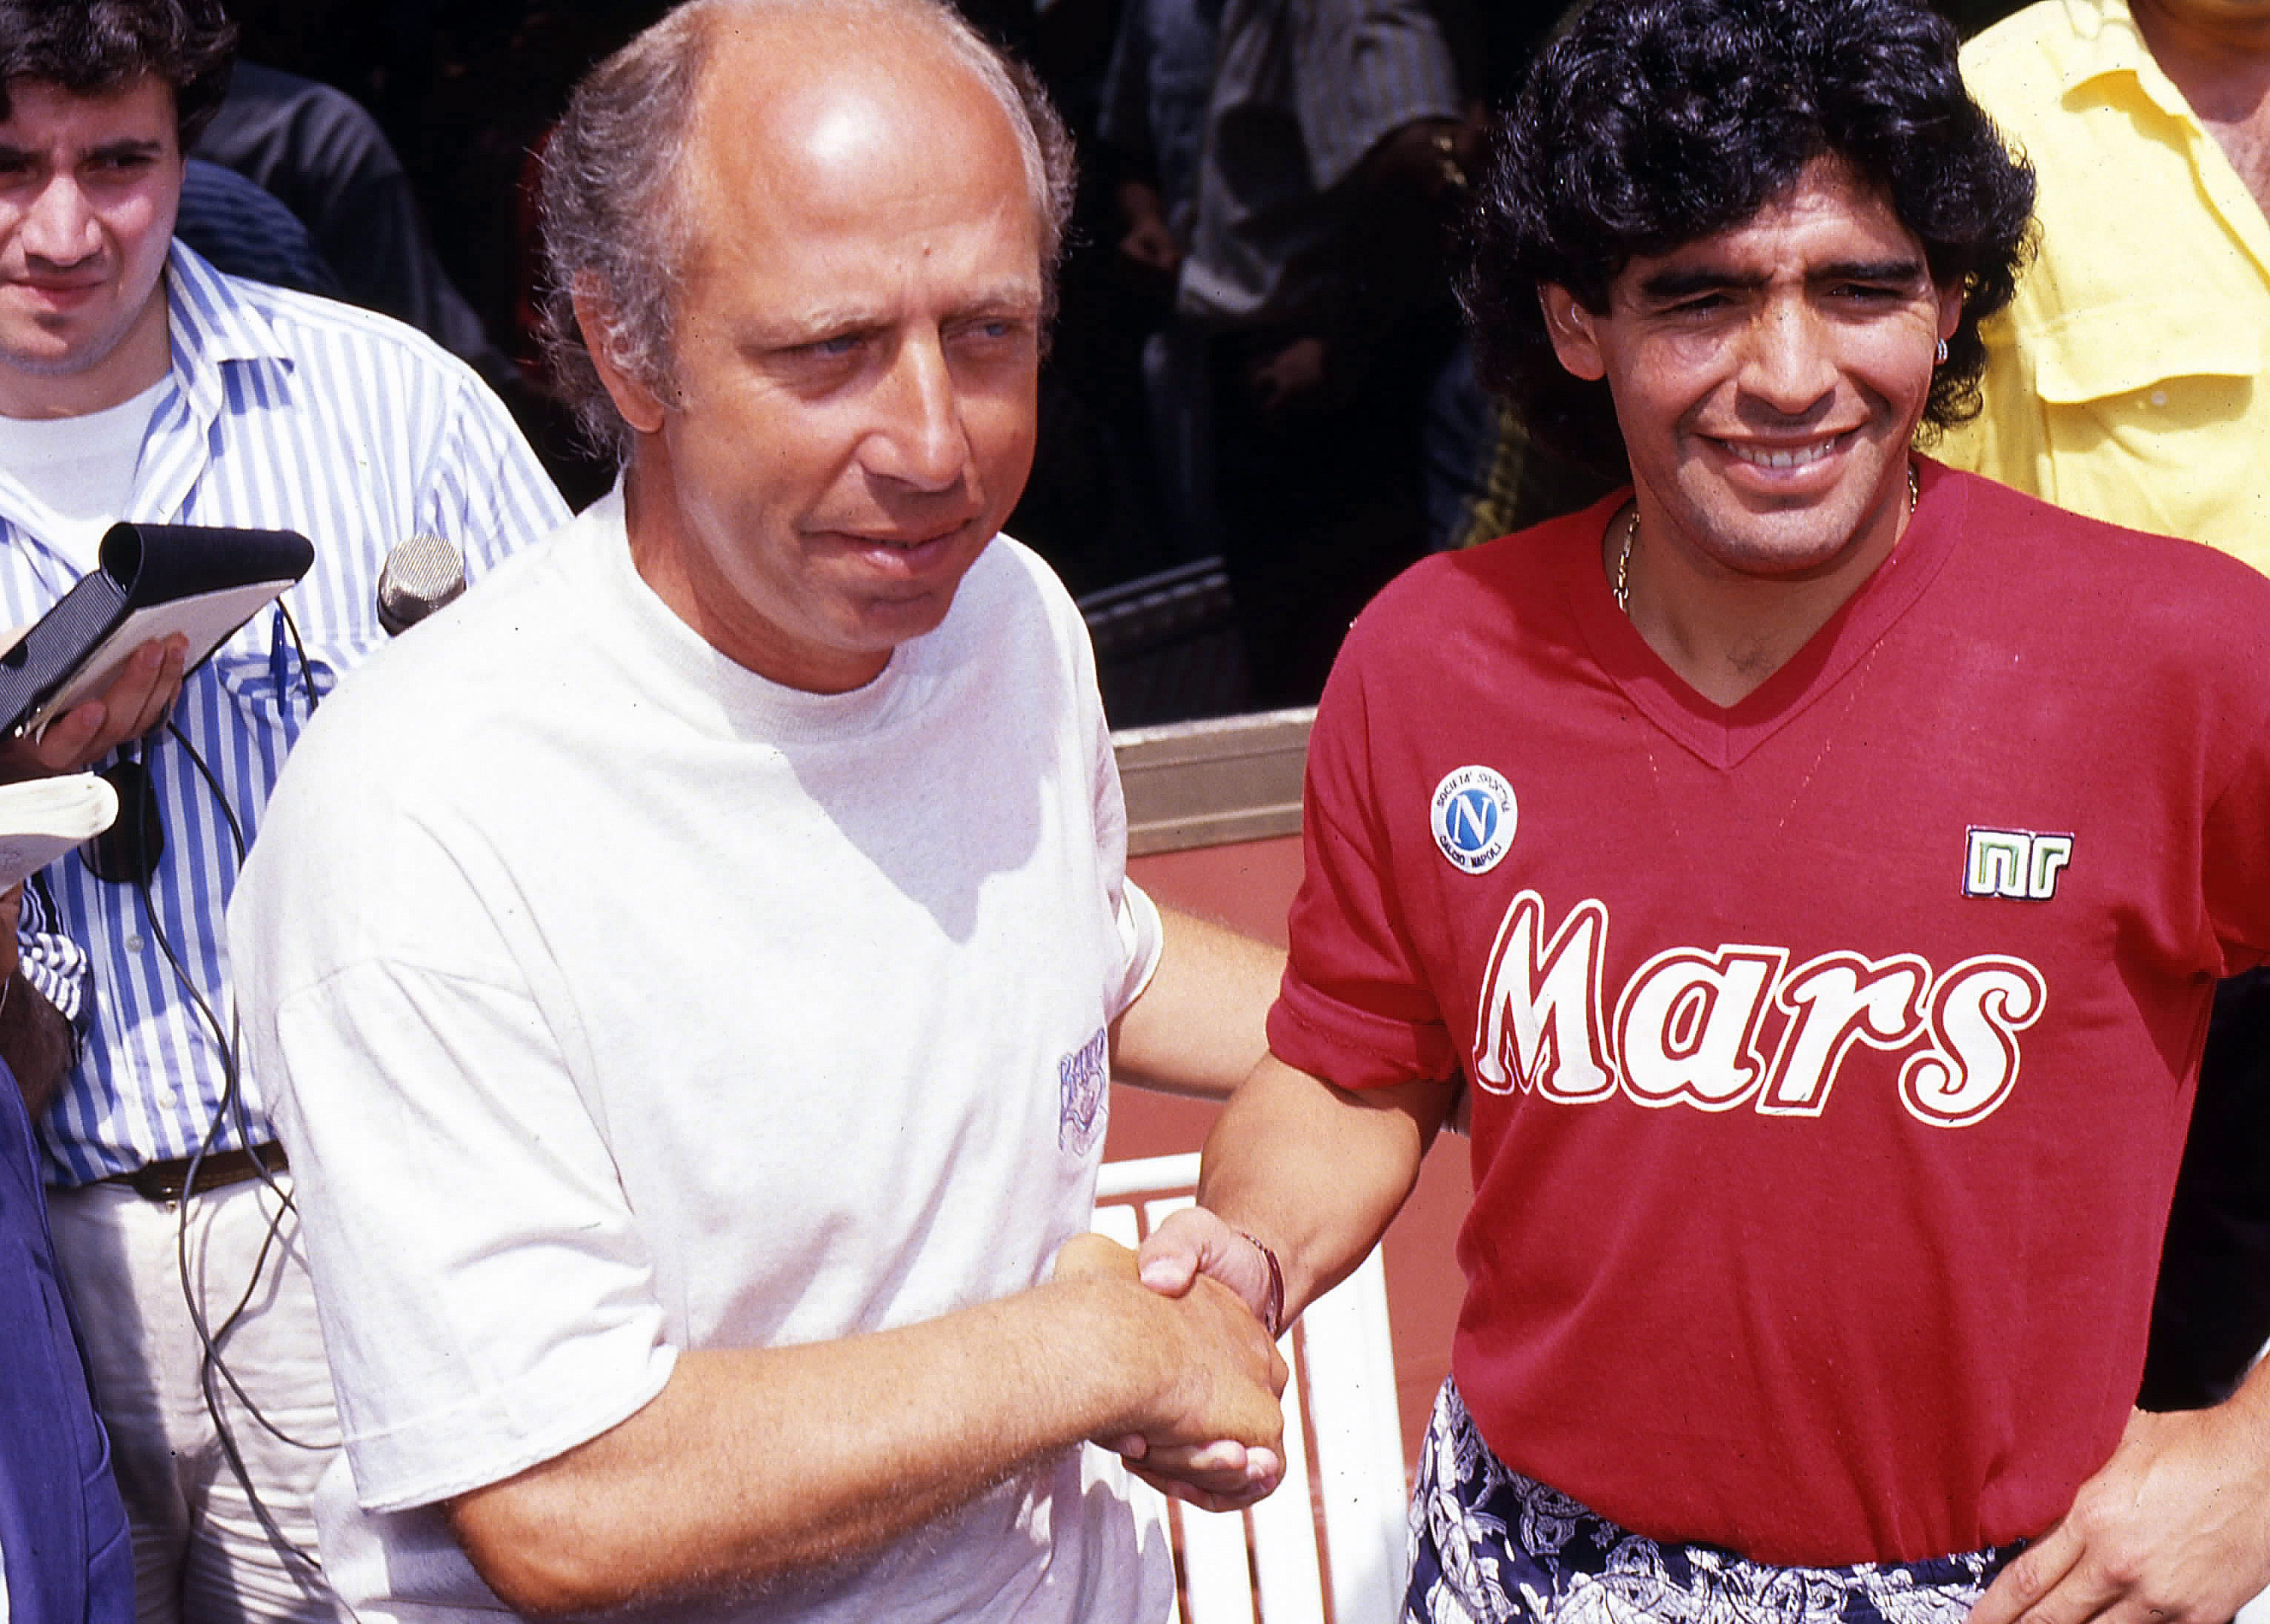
{"left": 1078, "top": 574, "right": 1160, "bottom": 1020}
{"left": 419, "top": 374, "right": 570, "bottom": 580}
{"left": 1266, "top": 646, "right": 1457, "bottom": 1090}
{"left": 1297, "top": 0, "right": 1464, "bottom": 190}
{"left": 1110, "top": 878, "right": 1165, "bottom": 1019}
{"left": 249, "top": 819, "right": 673, "bottom": 1514}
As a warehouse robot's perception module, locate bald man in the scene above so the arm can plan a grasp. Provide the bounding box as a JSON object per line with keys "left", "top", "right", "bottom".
{"left": 225, "top": 2, "right": 1289, "bottom": 1620}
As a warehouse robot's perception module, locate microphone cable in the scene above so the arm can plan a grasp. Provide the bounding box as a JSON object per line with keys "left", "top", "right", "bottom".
{"left": 122, "top": 615, "right": 331, "bottom": 1579}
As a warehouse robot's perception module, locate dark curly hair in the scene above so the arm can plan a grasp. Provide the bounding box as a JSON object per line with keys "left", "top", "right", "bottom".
{"left": 1460, "top": 0, "right": 2034, "bottom": 476}
{"left": 0, "top": 0, "right": 237, "bottom": 147}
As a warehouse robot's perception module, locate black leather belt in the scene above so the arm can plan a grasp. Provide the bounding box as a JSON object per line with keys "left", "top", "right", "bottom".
{"left": 104, "top": 1142, "right": 288, "bottom": 1202}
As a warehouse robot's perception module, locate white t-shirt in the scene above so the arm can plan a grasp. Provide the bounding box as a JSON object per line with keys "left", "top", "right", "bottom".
{"left": 0, "top": 376, "right": 168, "bottom": 573}
{"left": 230, "top": 489, "right": 1171, "bottom": 1623}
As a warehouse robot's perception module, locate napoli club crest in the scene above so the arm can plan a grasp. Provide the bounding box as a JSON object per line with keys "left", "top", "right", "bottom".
{"left": 1431, "top": 766, "right": 1517, "bottom": 874}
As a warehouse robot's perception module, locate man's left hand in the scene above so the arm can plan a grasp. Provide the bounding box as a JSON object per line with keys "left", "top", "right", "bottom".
{"left": 1968, "top": 1402, "right": 2270, "bottom": 1624}
{"left": 0, "top": 633, "right": 187, "bottom": 781}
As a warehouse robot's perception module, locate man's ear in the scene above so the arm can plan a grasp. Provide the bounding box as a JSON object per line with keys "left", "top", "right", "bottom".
{"left": 570, "top": 277, "right": 668, "bottom": 436}
{"left": 1934, "top": 278, "right": 1964, "bottom": 350}
{"left": 1539, "top": 284, "right": 1608, "bottom": 382}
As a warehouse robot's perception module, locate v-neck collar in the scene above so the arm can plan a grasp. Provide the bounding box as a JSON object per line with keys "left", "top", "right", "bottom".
{"left": 1566, "top": 459, "right": 1966, "bottom": 770}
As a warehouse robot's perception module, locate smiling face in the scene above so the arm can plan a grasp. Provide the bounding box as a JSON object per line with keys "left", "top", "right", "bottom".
{"left": 0, "top": 75, "right": 180, "bottom": 418}
{"left": 1542, "top": 156, "right": 1961, "bottom": 594}
{"left": 588, "top": 16, "right": 1044, "bottom": 694}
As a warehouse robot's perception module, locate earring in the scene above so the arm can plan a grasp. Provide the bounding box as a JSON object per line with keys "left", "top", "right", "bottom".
{"left": 1936, "top": 338, "right": 1950, "bottom": 365}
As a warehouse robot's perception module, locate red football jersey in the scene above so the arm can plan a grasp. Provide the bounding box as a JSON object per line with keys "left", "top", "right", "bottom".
{"left": 1272, "top": 462, "right": 2270, "bottom": 1565}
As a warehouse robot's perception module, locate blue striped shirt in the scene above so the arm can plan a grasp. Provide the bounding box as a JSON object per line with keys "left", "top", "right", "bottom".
{"left": 0, "top": 243, "right": 569, "bottom": 1185}
{"left": 19, "top": 877, "right": 90, "bottom": 1026}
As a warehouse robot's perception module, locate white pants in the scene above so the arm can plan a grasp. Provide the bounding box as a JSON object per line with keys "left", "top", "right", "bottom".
{"left": 47, "top": 1174, "right": 344, "bottom": 1624}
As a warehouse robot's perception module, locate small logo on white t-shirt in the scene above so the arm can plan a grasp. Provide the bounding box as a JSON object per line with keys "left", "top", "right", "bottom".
{"left": 1058, "top": 1026, "right": 1108, "bottom": 1154}
{"left": 1962, "top": 827, "right": 2074, "bottom": 901}
{"left": 1431, "top": 766, "right": 1517, "bottom": 874}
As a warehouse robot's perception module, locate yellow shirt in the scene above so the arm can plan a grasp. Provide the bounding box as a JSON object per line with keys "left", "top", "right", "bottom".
{"left": 1937, "top": 0, "right": 2270, "bottom": 569}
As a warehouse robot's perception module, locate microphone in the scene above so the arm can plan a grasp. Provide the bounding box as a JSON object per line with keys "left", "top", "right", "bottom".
{"left": 376, "top": 534, "right": 466, "bottom": 636}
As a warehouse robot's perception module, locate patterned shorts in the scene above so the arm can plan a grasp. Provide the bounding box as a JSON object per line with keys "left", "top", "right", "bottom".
{"left": 1406, "top": 1380, "right": 2023, "bottom": 1624}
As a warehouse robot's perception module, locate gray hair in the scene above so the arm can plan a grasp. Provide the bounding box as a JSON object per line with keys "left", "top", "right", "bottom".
{"left": 536, "top": 0, "right": 1077, "bottom": 462}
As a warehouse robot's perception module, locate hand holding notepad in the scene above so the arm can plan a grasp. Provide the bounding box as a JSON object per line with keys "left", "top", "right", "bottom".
{"left": 0, "top": 522, "right": 314, "bottom": 742}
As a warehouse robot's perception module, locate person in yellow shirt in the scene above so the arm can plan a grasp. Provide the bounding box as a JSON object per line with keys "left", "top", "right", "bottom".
{"left": 1941, "top": 0, "right": 2270, "bottom": 559}
{"left": 1939, "top": 0, "right": 2270, "bottom": 1431}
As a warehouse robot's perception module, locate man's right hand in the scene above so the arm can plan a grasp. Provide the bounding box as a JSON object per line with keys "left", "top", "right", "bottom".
{"left": 1055, "top": 1231, "right": 1288, "bottom": 1510}
{"left": 0, "top": 633, "right": 188, "bottom": 780}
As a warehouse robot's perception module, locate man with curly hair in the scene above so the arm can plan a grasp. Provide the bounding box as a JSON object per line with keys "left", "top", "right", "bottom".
{"left": 1133, "top": 0, "right": 2270, "bottom": 1618}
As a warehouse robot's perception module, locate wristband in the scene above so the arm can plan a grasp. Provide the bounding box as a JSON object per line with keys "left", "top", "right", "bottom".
{"left": 1239, "top": 1230, "right": 1285, "bottom": 1340}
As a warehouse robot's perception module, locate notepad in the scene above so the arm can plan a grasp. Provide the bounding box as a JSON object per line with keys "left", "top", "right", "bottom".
{"left": 0, "top": 773, "right": 117, "bottom": 891}
{"left": 0, "top": 521, "right": 315, "bottom": 740}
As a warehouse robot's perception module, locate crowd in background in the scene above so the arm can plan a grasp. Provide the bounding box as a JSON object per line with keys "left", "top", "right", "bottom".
{"left": 207, "top": 0, "right": 2029, "bottom": 721}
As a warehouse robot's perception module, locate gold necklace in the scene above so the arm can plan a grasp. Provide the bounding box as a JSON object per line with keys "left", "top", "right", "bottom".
{"left": 1614, "top": 464, "right": 1922, "bottom": 615}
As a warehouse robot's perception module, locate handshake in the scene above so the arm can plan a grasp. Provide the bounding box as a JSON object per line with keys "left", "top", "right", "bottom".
{"left": 1054, "top": 1210, "right": 1292, "bottom": 1512}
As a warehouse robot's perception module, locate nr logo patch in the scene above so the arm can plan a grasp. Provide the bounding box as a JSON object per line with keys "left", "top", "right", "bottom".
{"left": 1431, "top": 765, "right": 1517, "bottom": 874}
{"left": 1963, "top": 827, "right": 2074, "bottom": 901}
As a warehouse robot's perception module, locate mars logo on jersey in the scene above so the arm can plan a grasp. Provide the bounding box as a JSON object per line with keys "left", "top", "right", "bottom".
{"left": 1432, "top": 766, "right": 1517, "bottom": 874}
{"left": 1469, "top": 890, "right": 2047, "bottom": 1128}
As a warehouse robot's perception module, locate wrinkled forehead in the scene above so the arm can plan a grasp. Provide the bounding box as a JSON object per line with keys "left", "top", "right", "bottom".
{"left": 671, "top": 27, "right": 1042, "bottom": 280}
